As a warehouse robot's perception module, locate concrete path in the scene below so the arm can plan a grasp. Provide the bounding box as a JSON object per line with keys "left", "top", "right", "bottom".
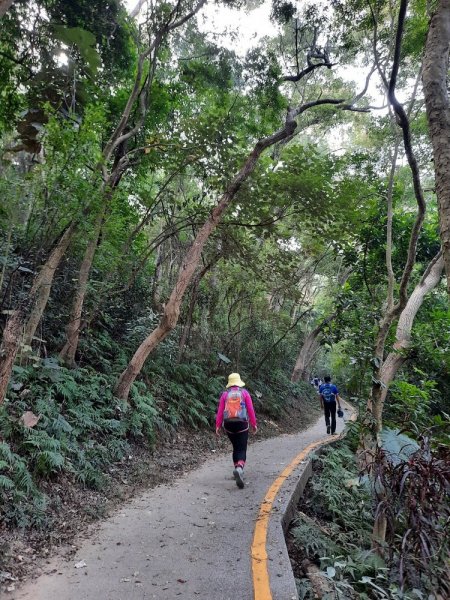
{"left": 14, "top": 411, "right": 348, "bottom": 600}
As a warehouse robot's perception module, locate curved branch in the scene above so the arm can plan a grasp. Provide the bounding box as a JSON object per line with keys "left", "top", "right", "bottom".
{"left": 283, "top": 61, "right": 336, "bottom": 83}
{"left": 387, "top": 0, "right": 426, "bottom": 307}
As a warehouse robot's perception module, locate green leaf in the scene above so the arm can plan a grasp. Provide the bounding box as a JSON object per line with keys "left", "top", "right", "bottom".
{"left": 52, "top": 26, "right": 101, "bottom": 73}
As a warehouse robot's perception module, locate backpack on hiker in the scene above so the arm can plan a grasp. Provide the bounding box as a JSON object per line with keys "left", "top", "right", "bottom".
{"left": 321, "top": 383, "right": 336, "bottom": 403}
{"left": 223, "top": 388, "right": 248, "bottom": 422}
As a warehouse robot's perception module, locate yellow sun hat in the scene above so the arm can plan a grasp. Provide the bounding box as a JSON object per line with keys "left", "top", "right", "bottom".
{"left": 226, "top": 373, "right": 245, "bottom": 388}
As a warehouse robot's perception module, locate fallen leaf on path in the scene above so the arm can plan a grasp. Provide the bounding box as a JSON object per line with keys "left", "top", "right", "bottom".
{"left": 74, "top": 561, "right": 87, "bottom": 569}
{"left": 21, "top": 411, "right": 41, "bottom": 428}
{"left": 177, "top": 579, "right": 187, "bottom": 583}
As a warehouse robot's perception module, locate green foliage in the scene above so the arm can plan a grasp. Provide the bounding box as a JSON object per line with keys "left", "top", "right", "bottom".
{"left": 384, "top": 376, "right": 438, "bottom": 432}
{"left": 1, "top": 362, "right": 124, "bottom": 525}
{"left": 1, "top": 350, "right": 227, "bottom": 527}
{"left": 291, "top": 519, "right": 340, "bottom": 558}
{"left": 52, "top": 26, "right": 101, "bottom": 74}
{"left": 291, "top": 440, "right": 394, "bottom": 599}
{"left": 143, "top": 361, "right": 223, "bottom": 430}
{"left": 127, "top": 383, "right": 161, "bottom": 442}
{"left": 251, "top": 372, "right": 318, "bottom": 419}
{"left": 308, "top": 443, "right": 372, "bottom": 544}
{"left": 0, "top": 439, "right": 47, "bottom": 528}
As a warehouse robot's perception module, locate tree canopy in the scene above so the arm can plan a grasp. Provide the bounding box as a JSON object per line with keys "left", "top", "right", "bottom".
{"left": 0, "top": 0, "right": 449, "bottom": 596}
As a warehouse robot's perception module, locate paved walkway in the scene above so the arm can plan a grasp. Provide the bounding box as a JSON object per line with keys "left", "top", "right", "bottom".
{"left": 15, "top": 411, "right": 347, "bottom": 600}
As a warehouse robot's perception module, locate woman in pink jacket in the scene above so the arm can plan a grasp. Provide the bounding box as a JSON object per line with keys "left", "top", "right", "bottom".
{"left": 216, "top": 373, "right": 257, "bottom": 489}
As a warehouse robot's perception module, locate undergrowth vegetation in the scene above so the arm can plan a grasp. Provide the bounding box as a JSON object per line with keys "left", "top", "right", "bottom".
{"left": 0, "top": 328, "right": 317, "bottom": 530}
{"left": 289, "top": 423, "right": 450, "bottom": 599}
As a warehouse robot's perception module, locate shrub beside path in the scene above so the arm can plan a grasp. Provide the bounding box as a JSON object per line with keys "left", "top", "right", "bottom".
{"left": 15, "top": 411, "right": 348, "bottom": 600}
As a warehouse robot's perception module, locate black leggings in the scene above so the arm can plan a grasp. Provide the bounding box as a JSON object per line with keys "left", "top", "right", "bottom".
{"left": 224, "top": 420, "right": 249, "bottom": 465}
{"left": 324, "top": 401, "right": 337, "bottom": 434}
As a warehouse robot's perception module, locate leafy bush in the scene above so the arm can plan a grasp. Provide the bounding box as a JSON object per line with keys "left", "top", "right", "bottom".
{"left": 2, "top": 361, "right": 127, "bottom": 525}
{"left": 384, "top": 375, "right": 438, "bottom": 431}
{"left": 250, "top": 370, "right": 318, "bottom": 419}
{"left": 291, "top": 431, "right": 450, "bottom": 599}
{"left": 0, "top": 438, "right": 47, "bottom": 528}
{"left": 143, "top": 360, "right": 223, "bottom": 430}
{"left": 291, "top": 440, "right": 390, "bottom": 599}
{"left": 1, "top": 354, "right": 225, "bottom": 527}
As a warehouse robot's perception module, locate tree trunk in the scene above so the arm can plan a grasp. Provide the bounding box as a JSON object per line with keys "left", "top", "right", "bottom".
{"left": 0, "top": 0, "right": 16, "bottom": 17}
{"left": 151, "top": 236, "right": 165, "bottom": 312}
{"left": 22, "top": 222, "right": 77, "bottom": 348}
{"left": 0, "top": 309, "right": 23, "bottom": 403}
{"left": 0, "top": 225, "right": 13, "bottom": 293}
{"left": 422, "top": 0, "right": 450, "bottom": 296}
{"left": 370, "top": 252, "right": 444, "bottom": 432}
{"left": 114, "top": 113, "right": 298, "bottom": 400}
{"left": 360, "top": 0, "right": 429, "bottom": 461}
{"left": 59, "top": 210, "right": 104, "bottom": 367}
{"left": 129, "top": 0, "right": 146, "bottom": 18}
{"left": 291, "top": 329, "right": 321, "bottom": 383}
{"left": 1, "top": 220, "right": 71, "bottom": 404}
{"left": 291, "top": 311, "right": 337, "bottom": 382}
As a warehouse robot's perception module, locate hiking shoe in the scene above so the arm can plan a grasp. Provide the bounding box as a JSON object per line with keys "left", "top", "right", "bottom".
{"left": 327, "top": 426, "right": 331, "bottom": 434}
{"left": 233, "top": 466, "right": 244, "bottom": 489}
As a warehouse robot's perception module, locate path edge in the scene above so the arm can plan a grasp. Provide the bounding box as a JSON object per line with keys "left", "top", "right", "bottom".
{"left": 266, "top": 408, "right": 356, "bottom": 600}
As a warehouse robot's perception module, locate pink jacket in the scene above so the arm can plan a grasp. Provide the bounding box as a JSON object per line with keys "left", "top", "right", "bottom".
{"left": 215, "top": 387, "right": 257, "bottom": 429}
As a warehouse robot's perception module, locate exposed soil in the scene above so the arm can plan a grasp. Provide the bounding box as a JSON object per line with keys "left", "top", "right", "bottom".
{"left": 0, "top": 397, "right": 320, "bottom": 593}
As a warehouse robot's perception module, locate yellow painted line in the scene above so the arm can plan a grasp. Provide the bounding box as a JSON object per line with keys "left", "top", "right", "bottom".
{"left": 251, "top": 405, "right": 356, "bottom": 600}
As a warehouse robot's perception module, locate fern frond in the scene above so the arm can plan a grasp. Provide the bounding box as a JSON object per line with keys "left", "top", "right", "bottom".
{"left": 0, "top": 475, "right": 14, "bottom": 490}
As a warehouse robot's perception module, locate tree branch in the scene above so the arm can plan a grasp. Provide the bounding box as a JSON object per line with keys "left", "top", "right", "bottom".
{"left": 387, "top": 0, "right": 426, "bottom": 309}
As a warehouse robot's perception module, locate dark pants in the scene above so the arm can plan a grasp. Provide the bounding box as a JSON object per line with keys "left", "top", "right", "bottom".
{"left": 324, "top": 401, "right": 337, "bottom": 434}
{"left": 224, "top": 420, "right": 249, "bottom": 465}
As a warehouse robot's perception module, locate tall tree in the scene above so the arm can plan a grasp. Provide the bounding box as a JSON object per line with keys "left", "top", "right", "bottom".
{"left": 114, "top": 22, "right": 371, "bottom": 399}
{"left": 422, "top": 0, "right": 450, "bottom": 297}
{"left": 0, "top": 0, "right": 15, "bottom": 17}
{"left": 0, "top": 0, "right": 208, "bottom": 402}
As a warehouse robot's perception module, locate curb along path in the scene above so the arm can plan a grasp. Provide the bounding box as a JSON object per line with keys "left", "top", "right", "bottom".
{"left": 253, "top": 403, "right": 355, "bottom": 600}
{"left": 15, "top": 409, "right": 352, "bottom": 600}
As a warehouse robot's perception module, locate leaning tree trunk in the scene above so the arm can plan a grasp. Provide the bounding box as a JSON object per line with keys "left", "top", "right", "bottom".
{"left": 290, "top": 266, "right": 351, "bottom": 383}
{"left": 0, "top": 223, "right": 76, "bottom": 403}
{"left": 422, "top": 0, "right": 450, "bottom": 297}
{"left": 0, "top": 0, "right": 16, "bottom": 17}
{"left": 362, "top": 0, "right": 427, "bottom": 458}
{"left": 370, "top": 251, "right": 444, "bottom": 554}
{"left": 291, "top": 327, "right": 322, "bottom": 383}
{"left": 59, "top": 209, "right": 105, "bottom": 367}
{"left": 114, "top": 113, "right": 298, "bottom": 400}
{"left": 370, "top": 252, "right": 444, "bottom": 431}
{"left": 0, "top": 309, "right": 23, "bottom": 403}
{"left": 22, "top": 222, "right": 77, "bottom": 348}
{"left": 291, "top": 311, "right": 338, "bottom": 383}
